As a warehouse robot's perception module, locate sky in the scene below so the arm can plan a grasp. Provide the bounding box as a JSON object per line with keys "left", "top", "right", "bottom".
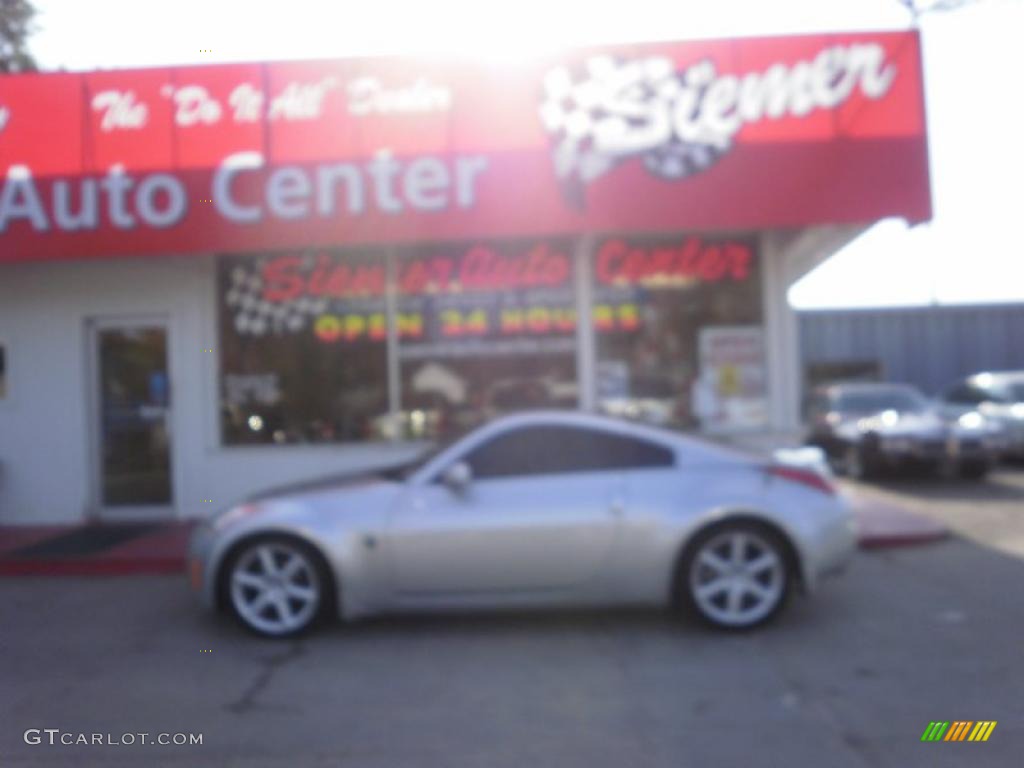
{"left": 23, "top": 0, "right": 1024, "bottom": 309}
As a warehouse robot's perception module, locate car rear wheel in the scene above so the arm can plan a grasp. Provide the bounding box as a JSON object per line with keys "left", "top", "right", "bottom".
{"left": 681, "top": 523, "right": 791, "bottom": 630}
{"left": 223, "top": 537, "right": 331, "bottom": 637}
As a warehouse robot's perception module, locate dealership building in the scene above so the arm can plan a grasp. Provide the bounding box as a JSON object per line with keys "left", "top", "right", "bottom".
{"left": 0, "top": 31, "right": 931, "bottom": 525}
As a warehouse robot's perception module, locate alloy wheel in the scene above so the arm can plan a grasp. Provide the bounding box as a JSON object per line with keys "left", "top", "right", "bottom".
{"left": 688, "top": 528, "right": 786, "bottom": 628}
{"left": 229, "top": 541, "right": 322, "bottom": 636}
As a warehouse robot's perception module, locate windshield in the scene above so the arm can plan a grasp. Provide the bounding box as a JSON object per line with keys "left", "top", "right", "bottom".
{"left": 835, "top": 388, "right": 929, "bottom": 414}
{"left": 375, "top": 427, "right": 473, "bottom": 481}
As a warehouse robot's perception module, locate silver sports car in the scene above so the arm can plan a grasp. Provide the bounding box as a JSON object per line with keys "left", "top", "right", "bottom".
{"left": 188, "top": 411, "right": 855, "bottom": 636}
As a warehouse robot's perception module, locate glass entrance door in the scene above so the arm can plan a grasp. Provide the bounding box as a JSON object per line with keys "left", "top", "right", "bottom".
{"left": 91, "top": 320, "right": 174, "bottom": 515}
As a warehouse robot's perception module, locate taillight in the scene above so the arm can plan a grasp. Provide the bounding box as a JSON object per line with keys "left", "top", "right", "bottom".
{"left": 765, "top": 465, "right": 836, "bottom": 496}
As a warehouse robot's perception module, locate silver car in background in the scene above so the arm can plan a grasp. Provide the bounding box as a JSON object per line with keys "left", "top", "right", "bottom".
{"left": 940, "top": 371, "right": 1024, "bottom": 459}
{"left": 188, "top": 411, "right": 855, "bottom": 637}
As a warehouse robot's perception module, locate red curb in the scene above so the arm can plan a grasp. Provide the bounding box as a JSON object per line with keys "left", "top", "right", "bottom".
{"left": 0, "top": 521, "right": 194, "bottom": 577}
{"left": 0, "top": 557, "right": 185, "bottom": 577}
{"left": 850, "top": 496, "right": 949, "bottom": 549}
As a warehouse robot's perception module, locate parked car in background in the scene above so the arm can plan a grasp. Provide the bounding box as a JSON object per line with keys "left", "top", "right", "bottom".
{"left": 805, "top": 382, "right": 1002, "bottom": 480}
{"left": 599, "top": 374, "right": 680, "bottom": 426}
{"left": 190, "top": 411, "right": 855, "bottom": 637}
{"left": 939, "top": 371, "right": 1024, "bottom": 460}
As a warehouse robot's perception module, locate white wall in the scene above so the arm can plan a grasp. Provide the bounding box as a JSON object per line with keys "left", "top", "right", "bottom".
{"left": 0, "top": 255, "right": 420, "bottom": 525}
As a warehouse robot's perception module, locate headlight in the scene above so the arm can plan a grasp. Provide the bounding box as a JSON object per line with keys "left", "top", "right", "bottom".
{"left": 958, "top": 412, "right": 985, "bottom": 430}
{"left": 1012, "top": 404, "right": 1024, "bottom": 419}
{"left": 211, "top": 503, "right": 261, "bottom": 531}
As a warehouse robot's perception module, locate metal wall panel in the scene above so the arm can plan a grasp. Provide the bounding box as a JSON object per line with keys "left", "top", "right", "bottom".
{"left": 799, "top": 304, "right": 1024, "bottom": 396}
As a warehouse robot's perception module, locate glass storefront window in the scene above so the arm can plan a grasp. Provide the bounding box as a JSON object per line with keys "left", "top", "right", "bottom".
{"left": 592, "top": 235, "right": 767, "bottom": 432}
{"left": 216, "top": 232, "right": 766, "bottom": 446}
{"left": 394, "top": 239, "right": 577, "bottom": 440}
{"left": 218, "top": 250, "right": 389, "bottom": 444}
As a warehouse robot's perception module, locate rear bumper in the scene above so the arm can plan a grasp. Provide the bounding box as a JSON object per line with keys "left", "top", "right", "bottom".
{"left": 803, "top": 508, "right": 857, "bottom": 592}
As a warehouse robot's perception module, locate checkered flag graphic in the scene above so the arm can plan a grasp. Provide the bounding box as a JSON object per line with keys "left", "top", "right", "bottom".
{"left": 539, "top": 55, "right": 726, "bottom": 204}
{"left": 224, "top": 257, "right": 328, "bottom": 337}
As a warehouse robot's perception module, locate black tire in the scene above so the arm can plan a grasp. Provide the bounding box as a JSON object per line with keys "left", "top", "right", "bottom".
{"left": 219, "top": 535, "right": 336, "bottom": 638}
{"left": 677, "top": 521, "right": 793, "bottom": 631}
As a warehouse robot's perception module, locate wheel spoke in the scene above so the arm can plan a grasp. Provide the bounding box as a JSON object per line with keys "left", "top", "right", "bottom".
{"left": 281, "top": 555, "right": 305, "bottom": 579}
{"left": 729, "top": 534, "right": 746, "bottom": 566}
{"left": 248, "top": 591, "right": 272, "bottom": 614}
{"left": 743, "top": 579, "right": 774, "bottom": 603}
{"left": 233, "top": 571, "right": 265, "bottom": 590}
{"left": 284, "top": 583, "right": 315, "bottom": 602}
{"left": 696, "top": 578, "right": 730, "bottom": 600}
{"left": 744, "top": 552, "right": 778, "bottom": 577}
{"left": 726, "top": 581, "right": 744, "bottom": 614}
{"left": 257, "top": 546, "right": 278, "bottom": 577}
{"left": 697, "top": 550, "right": 731, "bottom": 576}
{"left": 271, "top": 592, "right": 293, "bottom": 624}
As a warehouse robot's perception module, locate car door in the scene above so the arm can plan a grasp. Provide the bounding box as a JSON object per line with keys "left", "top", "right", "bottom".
{"left": 387, "top": 424, "right": 632, "bottom": 600}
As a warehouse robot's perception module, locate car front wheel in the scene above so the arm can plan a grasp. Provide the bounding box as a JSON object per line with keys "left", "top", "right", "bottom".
{"left": 681, "top": 523, "right": 791, "bottom": 630}
{"left": 223, "top": 537, "right": 331, "bottom": 637}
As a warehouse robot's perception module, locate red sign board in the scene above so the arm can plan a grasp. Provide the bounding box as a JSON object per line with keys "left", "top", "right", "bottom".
{"left": 0, "top": 31, "right": 931, "bottom": 263}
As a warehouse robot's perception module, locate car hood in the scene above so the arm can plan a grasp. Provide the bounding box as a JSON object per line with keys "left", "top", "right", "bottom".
{"left": 243, "top": 466, "right": 405, "bottom": 504}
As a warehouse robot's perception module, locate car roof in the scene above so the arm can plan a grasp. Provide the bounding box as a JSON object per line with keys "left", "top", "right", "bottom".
{"left": 485, "top": 409, "right": 681, "bottom": 440}
{"left": 478, "top": 409, "right": 758, "bottom": 464}
{"left": 968, "top": 371, "right": 1024, "bottom": 384}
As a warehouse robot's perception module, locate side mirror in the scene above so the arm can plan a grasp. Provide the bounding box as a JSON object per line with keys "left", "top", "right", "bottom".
{"left": 441, "top": 461, "right": 472, "bottom": 493}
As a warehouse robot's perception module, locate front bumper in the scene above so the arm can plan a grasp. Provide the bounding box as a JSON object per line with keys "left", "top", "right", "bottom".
{"left": 997, "top": 422, "right": 1024, "bottom": 457}
{"left": 876, "top": 434, "right": 998, "bottom": 465}
{"left": 186, "top": 521, "right": 219, "bottom": 610}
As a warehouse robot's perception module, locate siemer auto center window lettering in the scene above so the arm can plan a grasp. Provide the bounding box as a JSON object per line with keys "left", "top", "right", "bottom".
{"left": 219, "top": 248, "right": 390, "bottom": 444}
{"left": 217, "top": 232, "right": 768, "bottom": 445}
{"left": 218, "top": 239, "right": 582, "bottom": 444}
{"left": 394, "top": 239, "right": 578, "bottom": 440}
{"left": 593, "top": 234, "right": 767, "bottom": 432}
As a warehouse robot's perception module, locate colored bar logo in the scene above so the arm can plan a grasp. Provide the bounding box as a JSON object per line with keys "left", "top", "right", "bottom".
{"left": 921, "top": 721, "right": 997, "bottom": 742}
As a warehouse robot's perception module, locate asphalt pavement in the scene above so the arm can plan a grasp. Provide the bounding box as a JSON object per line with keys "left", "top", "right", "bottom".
{"left": 1, "top": 469, "right": 1023, "bottom": 768}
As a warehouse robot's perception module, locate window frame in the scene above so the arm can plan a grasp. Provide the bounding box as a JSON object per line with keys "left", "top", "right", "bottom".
{"left": 426, "top": 421, "right": 677, "bottom": 483}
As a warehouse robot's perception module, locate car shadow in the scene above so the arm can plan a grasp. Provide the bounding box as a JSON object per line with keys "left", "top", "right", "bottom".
{"left": 324, "top": 605, "right": 688, "bottom": 639}
{"left": 869, "top": 470, "right": 1024, "bottom": 502}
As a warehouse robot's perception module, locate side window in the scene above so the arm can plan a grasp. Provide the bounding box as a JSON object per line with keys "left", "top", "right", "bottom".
{"left": 463, "top": 425, "right": 675, "bottom": 480}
